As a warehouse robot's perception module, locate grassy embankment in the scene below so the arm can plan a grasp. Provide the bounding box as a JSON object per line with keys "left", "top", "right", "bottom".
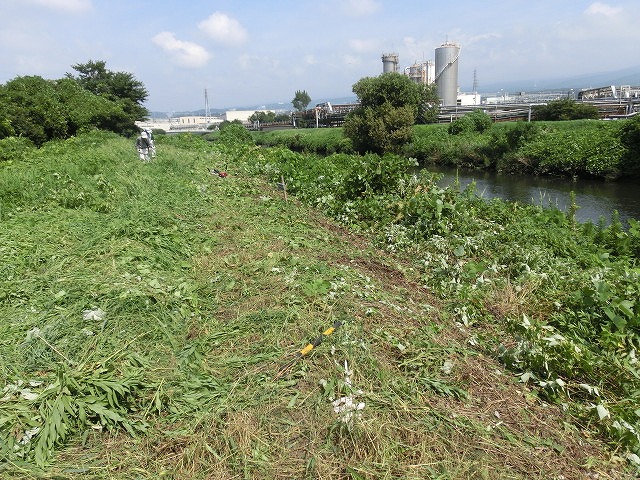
{"left": 1, "top": 130, "right": 638, "bottom": 479}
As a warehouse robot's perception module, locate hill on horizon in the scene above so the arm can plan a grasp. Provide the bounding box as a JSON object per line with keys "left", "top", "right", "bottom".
{"left": 470, "top": 64, "right": 640, "bottom": 95}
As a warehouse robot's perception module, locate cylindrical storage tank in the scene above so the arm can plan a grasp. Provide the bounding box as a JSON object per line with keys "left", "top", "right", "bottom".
{"left": 435, "top": 43, "right": 460, "bottom": 105}
{"left": 381, "top": 53, "right": 399, "bottom": 73}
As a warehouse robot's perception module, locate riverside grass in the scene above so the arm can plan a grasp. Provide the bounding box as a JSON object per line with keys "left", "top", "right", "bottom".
{"left": 0, "top": 131, "right": 635, "bottom": 479}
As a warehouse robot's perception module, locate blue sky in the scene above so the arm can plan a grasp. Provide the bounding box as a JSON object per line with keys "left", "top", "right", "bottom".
{"left": 1, "top": 0, "right": 639, "bottom": 112}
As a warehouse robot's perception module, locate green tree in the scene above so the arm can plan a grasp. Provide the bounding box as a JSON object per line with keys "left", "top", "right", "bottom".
{"left": 292, "top": 90, "right": 311, "bottom": 112}
{"left": 218, "top": 119, "right": 244, "bottom": 131}
{"left": 0, "top": 76, "right": 68, "bottom": 146}
{"left": 344, "top": 102, "right": 415, "bottom": 154}
{"left": 67, "top": 60, "right": 149, "bottom": 121}
{"left": 249, "top": 111, "right": 277, "bottom": 123}
{"left": 532, "top": 99, "right": 599, "bottom": 121}
{"left": 417, "top": 83, "right": 440, "bottom": 124}
{"left": 344, "top": 73, "right": 424, "bottom": 154}
{"left": 54, "top": 78, "right": 133, "bottom": 136}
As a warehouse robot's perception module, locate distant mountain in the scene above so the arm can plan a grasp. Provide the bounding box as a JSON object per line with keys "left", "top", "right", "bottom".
{"left": 471, "top": 64, "right": 640, "bottom": 95}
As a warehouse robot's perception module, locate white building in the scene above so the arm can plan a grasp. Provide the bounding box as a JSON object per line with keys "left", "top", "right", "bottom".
{"left": 457, "top": 92, "right": 482, "bottom": 106}
{"left": 223, "top": 110, "right": 274, "bottom": 123}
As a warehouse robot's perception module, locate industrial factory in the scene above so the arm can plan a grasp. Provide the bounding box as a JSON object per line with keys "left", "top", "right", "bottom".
{"left": 382, "top": 41, "right": 479, "bottom": 107}
{"left": 138, "top": 39, "right": 638, "bottom": 133}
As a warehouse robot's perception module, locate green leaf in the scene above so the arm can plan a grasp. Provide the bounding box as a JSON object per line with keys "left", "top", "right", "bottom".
{"left": 618, "top": 300, "right": 635, "bottom": 319}
{"left": 85, "top": 402, "right": 127, "bottom": 424}
{"left": 611, "top": 315, "right": 627, "bottom": 331}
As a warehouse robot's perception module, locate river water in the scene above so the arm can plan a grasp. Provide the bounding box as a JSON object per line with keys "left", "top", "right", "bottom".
{"left": 424, "top": 165, "right": 640, "bottom": 226}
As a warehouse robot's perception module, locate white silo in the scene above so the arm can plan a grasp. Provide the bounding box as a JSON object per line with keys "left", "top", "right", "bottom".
{"left": 381, "top": 53, "right": 399, "bottom": 73}
{"left": 435, "top": 42, "right": 461, "bottom": 105}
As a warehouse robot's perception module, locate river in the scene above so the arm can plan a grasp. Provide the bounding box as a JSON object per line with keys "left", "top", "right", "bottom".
{"left": 424, "top": 165, "right": 640, "bottom": 226}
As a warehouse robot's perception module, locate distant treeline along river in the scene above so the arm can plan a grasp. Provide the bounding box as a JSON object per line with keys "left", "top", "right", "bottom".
{"left": 427, "top": 165, "right": 640, "bottom": 227}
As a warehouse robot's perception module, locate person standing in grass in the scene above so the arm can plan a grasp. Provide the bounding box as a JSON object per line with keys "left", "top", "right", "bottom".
{"left": 144, "top": 129, "right": 156, "bottom": 158}
{"left": 135, "top": 130, "right": 152, "bottom": 162}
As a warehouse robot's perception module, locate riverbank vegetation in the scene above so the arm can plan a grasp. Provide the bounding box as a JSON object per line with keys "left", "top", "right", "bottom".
{"left": 1, "top": 129, "right": 639, "bottom": 478}
{"left": 254, "top": 112, "right": 640, "bottom": 180}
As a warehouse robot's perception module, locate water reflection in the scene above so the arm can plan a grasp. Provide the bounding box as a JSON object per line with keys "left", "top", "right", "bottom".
{"left": 424, "top": 165, "right": 640, "bottom": 226}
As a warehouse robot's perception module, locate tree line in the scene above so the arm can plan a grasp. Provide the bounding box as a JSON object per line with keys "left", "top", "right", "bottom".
{"left": 0, "top": 60, "right": 147, "bottom": 147}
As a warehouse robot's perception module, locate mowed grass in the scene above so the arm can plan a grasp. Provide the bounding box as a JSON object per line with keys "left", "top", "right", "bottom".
{"left": 0, "top": 132, "right": 631, "bottom": 479}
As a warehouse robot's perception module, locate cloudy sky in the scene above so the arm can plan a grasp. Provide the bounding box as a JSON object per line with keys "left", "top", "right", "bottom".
{"left": 1, "top": 0, "right": 639, "bottom": 112}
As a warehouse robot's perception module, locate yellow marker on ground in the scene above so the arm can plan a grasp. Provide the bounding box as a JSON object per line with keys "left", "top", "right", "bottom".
{"left": 276, "top": 319, "right": 343, "bottom": 378}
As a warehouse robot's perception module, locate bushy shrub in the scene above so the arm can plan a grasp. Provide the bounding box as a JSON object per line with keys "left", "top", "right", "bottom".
{"left": 344, "top": 73, "right": 423, "bottom": 154}
{"left": 218, "top": 123, "right": 253, "bottom": 145}
{"left": 504, "top": 121, "right": 540, "bottom": 149}
{"left": 0, "top": 75, "right": 139, "bottom": 145}
{"left": 0, "top": 136, "right": 35, "bottom": 162}
{"left": 485, "top": 121, "right": 541, "bottom": 171}
{"left": 516, "top": 123, "right": 623, "bottom": 177}
{"left": 344, "top": 103, "right": 415, "bottom": 154}
{"left": 448, "top": 109, "right": 492, "bottom": 135}
{"left": 533, "top": 99, "right": 599, "bottom": 121}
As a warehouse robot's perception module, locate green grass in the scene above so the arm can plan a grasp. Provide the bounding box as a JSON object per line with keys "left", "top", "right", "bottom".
{"left": 0, "top": 131, "right": 635, "bottom": 479}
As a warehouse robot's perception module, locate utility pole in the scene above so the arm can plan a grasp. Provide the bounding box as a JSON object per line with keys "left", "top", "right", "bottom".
{"left": 204, "top": 88, "right": 210, "bottom": 124}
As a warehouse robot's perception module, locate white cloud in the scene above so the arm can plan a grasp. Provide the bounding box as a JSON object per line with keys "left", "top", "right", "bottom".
{"left": 584, "top": 2, "right": 622, "bottom": 17}
{"left": 152, "top": 32, "right": 211, "bottom": 68}
{"left": 198, "top": 12, "right": 248, "bottom": 46}
{"left": 467, "top": 32, "right": 503, "bottom": 45}
{"left": 25, "top": 0, "right": 91, "bottom": 13}
{"left": 341, "top": 0, "right": 380, "bottom": 17}
{"left": 304, "top": 54, "right": 316, "bottom": 65}
{"left": 237, "top": 54, "right": 280, "bottom": 71}
{"left": 349, "top": 38, "right": 378, "bottom": 53}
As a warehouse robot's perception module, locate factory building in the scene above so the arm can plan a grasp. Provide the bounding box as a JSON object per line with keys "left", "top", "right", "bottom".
{"left": 380, "top": 41, "right": 466, "bottom": 106}
{"left": 404, "top": 61, "right": 435, "bottom": 85}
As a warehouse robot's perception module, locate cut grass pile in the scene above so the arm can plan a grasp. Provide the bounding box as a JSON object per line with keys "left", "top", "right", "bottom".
{"left": 0, "top": 131, "right": 634, "bottom": 479}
